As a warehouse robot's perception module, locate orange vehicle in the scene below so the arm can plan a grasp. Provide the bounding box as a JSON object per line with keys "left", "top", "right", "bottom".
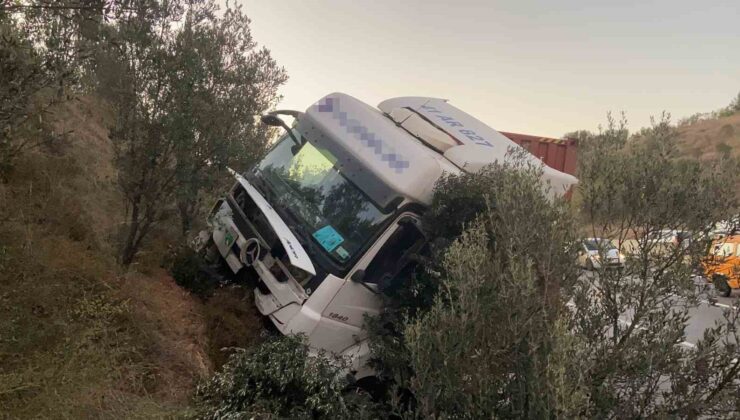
{"left": 703, "top": 235, "right": 740, "bottom": 297}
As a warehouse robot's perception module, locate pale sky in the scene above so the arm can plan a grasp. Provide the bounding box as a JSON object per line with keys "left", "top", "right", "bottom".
{"left": 237, "top": 0, "right": 739, "bottom": 137}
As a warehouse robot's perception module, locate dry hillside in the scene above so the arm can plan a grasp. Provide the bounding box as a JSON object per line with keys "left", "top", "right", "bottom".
{"left": 676, "top": 113, "right": 740, "bottom": 160}
{"left": 0, "top": 96, "right": 262, "bottom": 418}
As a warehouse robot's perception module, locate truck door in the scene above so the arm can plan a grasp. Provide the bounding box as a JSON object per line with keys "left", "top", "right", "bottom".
{"left": 321, "top": 214, "right": 426, "bottom": 333}
{"left": 358, "top": 215, "right": 427, "bottom": 294}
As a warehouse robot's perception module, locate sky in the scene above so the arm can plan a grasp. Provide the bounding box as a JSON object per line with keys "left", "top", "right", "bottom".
{"left": 236, "top": 0, "right": 739, "bottom": 137}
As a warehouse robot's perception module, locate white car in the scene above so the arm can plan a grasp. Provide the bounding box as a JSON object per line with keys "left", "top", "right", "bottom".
{"left": 578, "top": 238, "right": 625, "bottom": 270}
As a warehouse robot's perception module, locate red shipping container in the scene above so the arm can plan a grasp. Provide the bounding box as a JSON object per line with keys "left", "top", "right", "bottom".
{"left": 500, "top": 131, "right": 578, "bottom": 176}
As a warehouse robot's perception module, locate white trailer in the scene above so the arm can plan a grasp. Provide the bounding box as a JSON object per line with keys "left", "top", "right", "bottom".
{"left": 198, "top": 93, "right": 577, "bottom": 379}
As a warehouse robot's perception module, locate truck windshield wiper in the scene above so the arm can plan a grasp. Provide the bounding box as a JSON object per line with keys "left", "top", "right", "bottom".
{"left": 279, "top": 206, "right": 311, "bottom": 244}
{"left": 248, "top": 170, "right": 335, "bottom": 269}
{"left": 251, "top": 173, "right": 310, "bottom": 241}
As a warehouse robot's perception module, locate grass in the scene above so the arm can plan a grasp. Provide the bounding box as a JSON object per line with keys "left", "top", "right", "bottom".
{"left": 0, "top": 205, "right": 188, "bottom": 418}
{"left": 0, "top": 95, "right": 270, "bottom": 418}
{"left": 676, "top": 112, "right": 740, "bottom": 160}
{"left": 0, "top": 97, "right": 200, "bottom": 418}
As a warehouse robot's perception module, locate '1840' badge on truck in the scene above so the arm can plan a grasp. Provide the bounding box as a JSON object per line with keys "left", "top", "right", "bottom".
{"left": 328, "top": 312, "right": 349, "bottom": 323}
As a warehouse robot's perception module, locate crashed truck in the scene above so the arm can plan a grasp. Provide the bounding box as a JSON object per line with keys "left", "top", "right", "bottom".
{"left": 195, "top": 93, "right": 578, "bottom": 380}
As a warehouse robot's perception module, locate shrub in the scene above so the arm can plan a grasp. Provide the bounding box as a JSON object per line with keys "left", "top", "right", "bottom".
{"left": 166, "top": 246, "right": 221, "bottom": 299}
{"left": 371, "top": 160, "right": 580, "bottom": 418}
{"left": 716, "top": 141, "right": 733, "bottom": 158}
{"left": 195, "top": 335, "right": 378, "bottom": 419}
{"left": 369, "top": 114, "right": 740, "bottom": 418}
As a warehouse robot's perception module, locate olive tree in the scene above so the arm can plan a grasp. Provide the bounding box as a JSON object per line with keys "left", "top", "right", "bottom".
{"left": 572, "top": 113, "right": 740, "bottom": 417}
{"left": 195, "top": 335, "right": 379, "bottom": 419}
{"left": 99, "top": 0, "right": 286, "bottom": 264}
{"left": 367, "top": 161, "right": 584, "bottom": 418}
{"left": 0, "top": 1, "right": 98, "bottom": 177}
{"left": 368, "top": 115, "right": 740, "bottom": 418}
{"left": 168, "top": 2, "right": 286, "bottom": 234}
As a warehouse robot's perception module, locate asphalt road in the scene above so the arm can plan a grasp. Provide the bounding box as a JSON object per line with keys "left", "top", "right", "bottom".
{"left": 579, "top": 271, "right": 738, "bottom": 349}
{"left": 617, "top": 274, "right": 738, "bottom": 348}
{"left": 683, "top": 275, "right": 738, "bottom": 347}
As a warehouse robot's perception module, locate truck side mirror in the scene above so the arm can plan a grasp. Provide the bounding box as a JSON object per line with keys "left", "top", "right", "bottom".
{"left": 350, "top": 269, "right": 366, "bottom": 283}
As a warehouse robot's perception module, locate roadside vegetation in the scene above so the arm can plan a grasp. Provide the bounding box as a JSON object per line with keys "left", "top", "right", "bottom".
{"left": 196, "top": 115, "right": 740, "bottom": 418}
{"left": 1, "top": 1, "right": 280, "bottom": 417}
{"left": 2, "top": 1, "right": 740, "bottom": 419}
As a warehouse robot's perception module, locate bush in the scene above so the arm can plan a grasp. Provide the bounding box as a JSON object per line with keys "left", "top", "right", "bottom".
{"left": 369, "top": 161, "right": 581, "bottom": 418}
{"left": 166, "top": 246, "right": 221, "bottom": 299}
{"left": 195, "top": 335, "right": 378, "bottom": 419}
{"left": 368, "top": 114, "right": 740, "bottom": 418}
{"left": 716, "top": 141, "right": 733, "bottom": 158}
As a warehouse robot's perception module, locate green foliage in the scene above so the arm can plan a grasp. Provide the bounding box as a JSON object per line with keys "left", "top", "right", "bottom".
{"left": 580, "top": 113, "right": 735, "bottom": 233}
{"left": 0, "top": 1, "right": 107, "bottom": 178}
{"left": 730, "top": 91, "right": 740, "bottom": 113}
{"left": 422, "top": 171, "right": 492, "bottom": 241}
{"left": 167, "top": 2, "right": 287, "bottom": 233}
{"left": 96, "top": 0, "right": 287, "bottom": 264}
{"left": 369, "top": 114, "right": 740, "bottom": 418}
{"left": 718, "top": 91, "right": 740, "bottom": 118}
{"left": 716, "top": 141, "right": 733, "bottom": 158}
{"left": 166, "top": 246, "right": 220, "bottom": 298}
{"left": 371, "top": 162, "right": 581, "bottom": 418}
{"left": 677, "top": 91, "right": 740, "bottom": 125}
{"left": 0, "top": 16, "right": 59, "bottom": 177}
{"left": 573, "top": 113, "right": 740, "bottom": 417}
{"left": 195, "top": 335, "right": 378, "bottom": 419}
{"left": 563, "top": 129, "right": 595, "bottom": 142}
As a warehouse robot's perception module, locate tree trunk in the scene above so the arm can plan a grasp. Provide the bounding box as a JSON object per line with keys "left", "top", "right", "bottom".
{"left": 177, "top": 198, "right": 195, "bottom": 237}
{"left": 120, "top": 199, "right": 142, "bottom": 266}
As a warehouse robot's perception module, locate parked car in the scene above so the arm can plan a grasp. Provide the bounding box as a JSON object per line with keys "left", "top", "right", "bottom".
{"left": 702, "top": 235, "right": 740, "bottom": 297}
{"left": 578, "top": 238, "right": 625, "bottom": 270}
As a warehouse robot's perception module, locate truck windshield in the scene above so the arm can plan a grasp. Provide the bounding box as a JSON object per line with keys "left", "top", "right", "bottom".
{"left": 255, "top": 133, "right": 392, "bottom": 266}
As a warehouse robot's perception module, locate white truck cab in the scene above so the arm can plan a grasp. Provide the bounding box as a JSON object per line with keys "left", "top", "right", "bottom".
{"left": 200, "top": 93, "right": 577, "bottom": 379}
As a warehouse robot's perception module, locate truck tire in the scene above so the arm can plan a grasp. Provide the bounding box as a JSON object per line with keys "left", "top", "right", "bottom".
{"left": 713, "top": 275, "right": 732, "bottom": 298}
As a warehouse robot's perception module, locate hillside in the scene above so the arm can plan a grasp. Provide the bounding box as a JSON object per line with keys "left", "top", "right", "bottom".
{"left": 0, "top": 96, "right": 262, "bottom": 417}
{"left": 1, "top": 89, "right": 737, "bottom": 416}
{"left": 676, "top": 112, "right": 740, "bottom": 160}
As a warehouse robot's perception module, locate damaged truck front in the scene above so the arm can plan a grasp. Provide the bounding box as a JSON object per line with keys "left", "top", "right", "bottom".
{"left": 196, "top": 93, "right": 578, "bottom": 380}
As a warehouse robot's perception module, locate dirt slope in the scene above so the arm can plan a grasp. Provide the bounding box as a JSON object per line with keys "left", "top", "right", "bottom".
{"left": 676, "top": 113, "right": 740, "bottom": 160}
{"left": 0, "top": 96, "right": 220, "bottom": 417}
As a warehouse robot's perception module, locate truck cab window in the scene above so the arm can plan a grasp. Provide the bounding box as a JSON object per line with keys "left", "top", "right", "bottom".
{"left": 364, "top": 220, "right": 426, "bottom": 290}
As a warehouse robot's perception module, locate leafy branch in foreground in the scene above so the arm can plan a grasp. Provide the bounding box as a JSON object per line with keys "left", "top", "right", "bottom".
{"left": 573, "top": 113, "right": 740, "bottom": 417}
{"left": 367, "top": 114, "right": 740, "bottom": 418}
{"left": 195, "top": 335, "right": 378, "bottom": 419}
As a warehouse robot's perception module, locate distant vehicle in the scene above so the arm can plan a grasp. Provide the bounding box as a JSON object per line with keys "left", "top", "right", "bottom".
{"left": 656, "top": 229, "right": 692, "bottom": 249}
{"left": 709, "top": 218, "right": 739, "bottom": 239}
{"left": 702, "top": 235, "right": 740, "bottom": 297}
{"left": 640, "top": 230, "right": 694, "bottom": 260}
{"left": 578, "top": 238, "right": 625, "bottom": 270}
{"left": 194, "top": 93, "right": 578, "bottom": 380}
